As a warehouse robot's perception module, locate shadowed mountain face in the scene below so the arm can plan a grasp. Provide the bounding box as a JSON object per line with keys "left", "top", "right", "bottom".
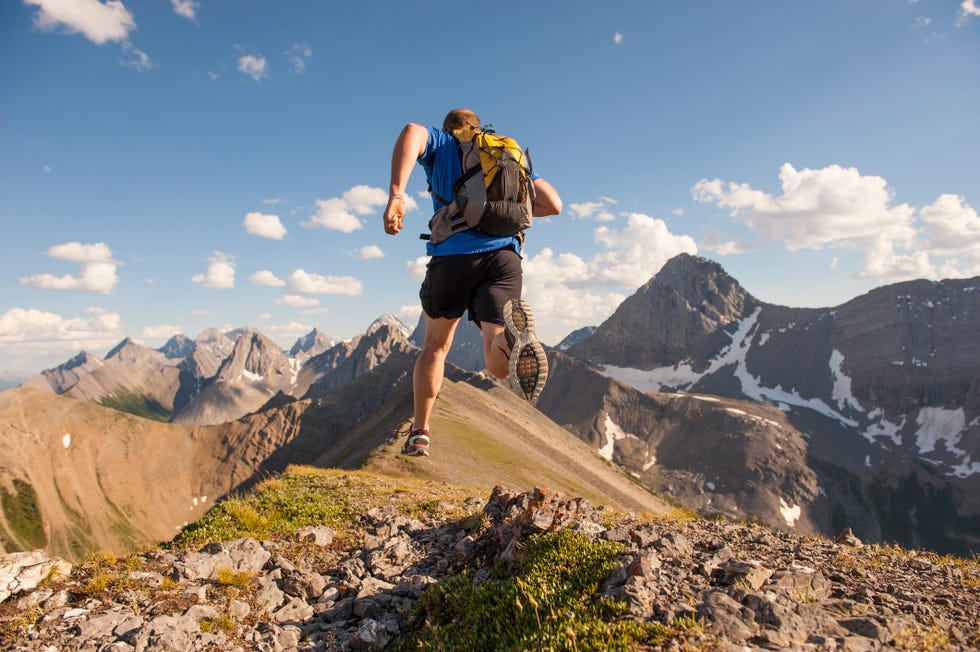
{"left": 561, "top": 253, "right": 980, "bottom": 555}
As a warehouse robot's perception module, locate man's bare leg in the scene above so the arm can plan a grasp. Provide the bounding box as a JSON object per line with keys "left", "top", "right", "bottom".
{"left": 413, "top": 314, "right": 459, "bottom": 430}
{"left": 482, "top": 323, "right": 510, "bottom": 379}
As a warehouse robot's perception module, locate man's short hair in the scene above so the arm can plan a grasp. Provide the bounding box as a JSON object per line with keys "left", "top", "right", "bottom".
{"left": 443, "top": 109, "right": 480, "bottom": 131}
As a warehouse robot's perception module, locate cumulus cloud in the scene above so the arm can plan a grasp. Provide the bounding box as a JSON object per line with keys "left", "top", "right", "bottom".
{"left": 250, "top": 270, "right": 286, "bottom": 287}
{"left": 243, "top": 212, "right": 287, "bottom": 240}
{"left": 692, "top": 163, "right": 980, "bottom": 282}
{"left": 398, "top": 304, "right": 423, "bottom": 326}
{"left": 264, "top": 321, "right": 316, "bottom": 342}
{"left": 303, "top": 185, "right": 416, "bottom": 233}
{"left": 919, "top": 194, "right": 980, "bottom": 263}
{"left": 700, "top": 230, "right": 749, "bottom": 256}
{"left": 26, "top": 0, "right": 136, "bottom": 44}
{"left": 956, "top": 0, "right": 980, "bottom": 25}
{"left": 0, "top": 307, "right": 123, "bottom": 364}
{"left": 521, "top": 215, "right": 697, "bottom": 342}
{"left": 592, "top": 213, "right": 699, "bottom": 286}
{"left": 693, "top": 163, "right": 925, "bottom": 282}
{"left": 287, "top": 270, "right": 363, "bottom": 295}
{"left": 355, "top": 245, "right": 384, "bottom": 260}
{"left": 20, "top": 241, "right": 120, "bottom": 294}
{"left": 569, "top": 197, "right": 617, "bottom": 222}
{"left": 142, "top": 324, "right": 182, "bottom": 340}
{"left": 191, "top": 251, "right": 235, "bottom": 289}
{"left": 275, "top": 294, "right": 320, "bottom": 308}
{"left": 171, "top": 0, "right": 198, "bottom": 20}
{"left": 406, "top": 256, "right": 429, "bottom": 282}
{"left": 238, "top": 54, "right": 267, "bottom": 81}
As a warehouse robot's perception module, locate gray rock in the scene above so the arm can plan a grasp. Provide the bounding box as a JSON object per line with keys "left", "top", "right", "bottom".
{"left": 0, "top": 550, "right": 72, "bottom": 602}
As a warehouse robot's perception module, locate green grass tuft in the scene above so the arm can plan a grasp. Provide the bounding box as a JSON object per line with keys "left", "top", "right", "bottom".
{"left": 396, "top": 529, "right": 665, "bottom": 651}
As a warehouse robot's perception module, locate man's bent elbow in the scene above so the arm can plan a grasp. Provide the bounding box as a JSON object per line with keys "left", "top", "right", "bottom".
{"left": 532, "top": 179, "right": 563, "bottom": 217}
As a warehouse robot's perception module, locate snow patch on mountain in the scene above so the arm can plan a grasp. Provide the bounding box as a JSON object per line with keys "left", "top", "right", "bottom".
{"left": 600, "top": 414, "right": 643, "bottom": 462}
{"left": 779, "top": 497, "right": 801, "bottom": 527}
{"left": 916, "top": 407, "right": 966, "bottom": 455}
{"left": 861, "top": 409, "right": 904, "bottom": 446}
{"left": 602, "top": 309, "right": 860, "bottom": 427}
{"left": 829, "top": 350, "right": 863, "bottom": 412}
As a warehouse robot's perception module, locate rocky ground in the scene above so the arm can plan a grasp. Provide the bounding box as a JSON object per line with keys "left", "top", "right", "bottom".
{"left": 2, "top": 485, "right": 978, "bottom": 651}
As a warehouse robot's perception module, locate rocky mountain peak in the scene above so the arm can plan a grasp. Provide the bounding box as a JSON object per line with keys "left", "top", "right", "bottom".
{"left": 158, "top": 333, "right": 194, "bottom": 359}
{"left": 289, "top": 328, "right": 335, "bottom": 360}
{"left": 194, "top": 328, "right": 235, "bottom": 361}
{"left": 369, "top": 313, "right": 411, "bottom": 338}
{"left": 568, "top": 253, "right": 755, "bottom": 369}
{"left": 215, "top": 331, "right": 291, "bottom": 384}
{"left": 105, "top": 338, "right": 168, "bottom": 367}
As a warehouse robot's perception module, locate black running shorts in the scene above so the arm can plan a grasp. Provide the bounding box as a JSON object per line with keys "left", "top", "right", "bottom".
{"left": 419, "top": 248, "right": 522, "bottom": 327}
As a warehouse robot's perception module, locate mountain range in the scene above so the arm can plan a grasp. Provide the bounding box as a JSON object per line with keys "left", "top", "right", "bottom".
{"left": 2, "top": 254, "right": 977, "bottom": 561}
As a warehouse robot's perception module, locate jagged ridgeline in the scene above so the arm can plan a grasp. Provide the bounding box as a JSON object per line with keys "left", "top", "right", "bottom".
{"left": 2, "top": 255, "right": 978, "bottom": 563}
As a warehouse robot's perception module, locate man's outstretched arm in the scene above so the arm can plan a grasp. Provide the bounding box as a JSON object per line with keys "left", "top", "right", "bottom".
{"left": 383, "top": 123, "right": 428, "bottom": 235}
{"left": 532, "top": 177, "right": 562, "bottom": 217}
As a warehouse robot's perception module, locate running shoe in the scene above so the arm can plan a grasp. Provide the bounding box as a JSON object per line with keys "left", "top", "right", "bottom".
{"left": 396, "top": 422, "right": 430, "bottom": 457}
{"left": 503, "top": 298, "right": 549, "bottom": 403}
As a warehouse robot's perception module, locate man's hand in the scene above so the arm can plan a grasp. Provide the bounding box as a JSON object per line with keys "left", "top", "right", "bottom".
{"left": 383, "top": 195, "right": 406, "bottom": 235}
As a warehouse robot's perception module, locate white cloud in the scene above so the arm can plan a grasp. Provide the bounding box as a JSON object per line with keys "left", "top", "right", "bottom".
{"left": 592, "top": 213, "right": 699, "bottom": 286}
{"left": 250, "top": 270, "right": 286, "bottom": 287}
{"left": 355, "top": 245, "right": 384, "bottom": 260}
{"left": 303, "top": 185, "right": 415, "bottom": 233}
{"left": 287, "top": 42, "right": 312, "bottom": 74}
{"left": 614, "top": 32, "right": 624, "bottom": 45}
{"left": 121, "top": 41, "right": 152, "bottom": 71}
{"left": 692, "top": 163, "right": 924, "bottom": 282}
{"left": 20, "top": 241, "right": 120, "bottom": 294}
{"left": 700, "top": 230, "right": 748, "bottom": 256}
{"left": 26, "top": 0, "right": 136, "bottom": 44}
{"left": 957, "top": 0, "right": 980, "bottom": 25}
{"left": 919, "top": 194, "right": 980, "bottom": 263}
{"left": 569, "top": 197, "right": 617, "bottom": 222}
{"left": 288, "top": 269, "right": 363, "bottom": 295}
{"left": 693, "top": 163, "right": 980, "bottom": 282}
{"left": 262, "top": 197, "right": 283, "bottom": 205}
{"left": 275, "top": 294, "right": 320, "bottom": 308}
{"left": 191, "top": 251, "right": 235, "bottom": 289}
{"left": 406, "top": 256, "right": 429, "bottom": 282}
{"left": 142, "top": 324, "right": 182, "bottom": 340}
{"left": 238, "top": 54, "right": 267, "bottom": 81}
{"left": 264, "top": 321, "right": 316, "bottom": 340}
{"left": 171, "top": 0, "right": 198, "bottom": 20}
{"left": 398, "top": 304, "right": 422, "bottom": 327}
{"left": 0, "top": 307, "right": 123, "bottom": 364}
{"left": 243, "top": 211, "right": 287, "bottom": 240}
{"left": 521, "top": 215, "right": 697, "bottom": 341}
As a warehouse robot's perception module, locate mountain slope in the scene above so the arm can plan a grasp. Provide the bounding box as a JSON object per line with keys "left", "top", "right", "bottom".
{"left": 0, "top": 355, "right": 672, "bottom": 561}
{"left": 0, "top": 387, "right": 300, "bottom": 560}
{"left": 564, "top": 253, "right": 980, "bottom": 554}
{"left": 537, "top": 351, "right": 823, "bottom": 534}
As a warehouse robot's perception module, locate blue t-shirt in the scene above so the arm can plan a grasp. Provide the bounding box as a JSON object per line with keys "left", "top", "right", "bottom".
{"left": 418, "top": 127, "right": 523, "bottom": 257}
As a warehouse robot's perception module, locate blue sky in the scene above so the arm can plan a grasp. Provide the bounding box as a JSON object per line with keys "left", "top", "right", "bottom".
{"left": 2, "top": 0, "right": 979, "bottom": 377}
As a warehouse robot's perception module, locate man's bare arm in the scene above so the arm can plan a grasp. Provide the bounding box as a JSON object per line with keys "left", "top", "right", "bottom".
{"left": 532, "top": 177, "right": 562, "bottom": 217}
{"left": 383, "top": 123, "right": 428, "bottom": 235}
